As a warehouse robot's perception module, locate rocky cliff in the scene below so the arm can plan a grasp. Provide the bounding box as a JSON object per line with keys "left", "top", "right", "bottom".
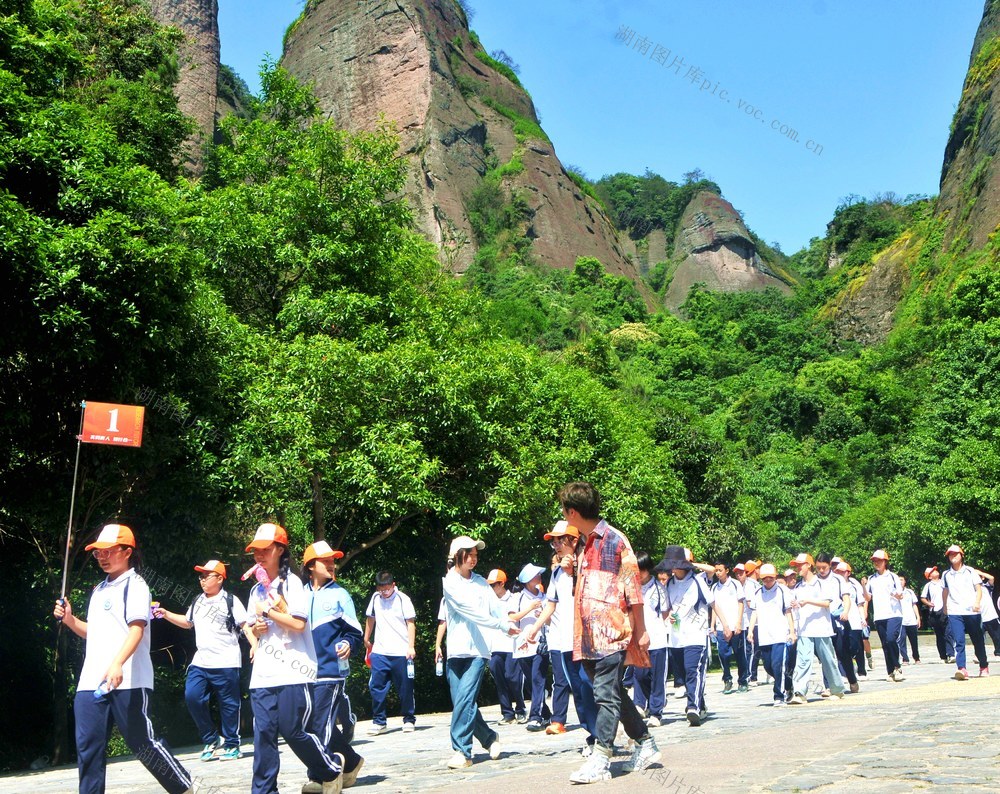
{"left": 281, "top": 0, "right": 639, "bottom": 280}
{"left": 938, "top": 0, "right": 1000, "bottom": 250}
{"left": 663, "top": 191, "right": 792, "bottom": 311}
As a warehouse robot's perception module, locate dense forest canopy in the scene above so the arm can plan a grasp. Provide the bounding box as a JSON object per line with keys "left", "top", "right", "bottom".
{"left": 1, "top": 0, "right": 998, "bottom": 772}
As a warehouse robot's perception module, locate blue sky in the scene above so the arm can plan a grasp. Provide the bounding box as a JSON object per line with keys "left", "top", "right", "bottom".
{"left": 219, "top": 1, "right": 986, "bottom": 253}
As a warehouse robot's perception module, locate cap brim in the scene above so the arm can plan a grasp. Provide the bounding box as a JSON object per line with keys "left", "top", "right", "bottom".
{"left": 245, "top": 540, "right": 276, "bottom": 551}
{"left": 85, "top": 541, "right": 119, "bottom": 551}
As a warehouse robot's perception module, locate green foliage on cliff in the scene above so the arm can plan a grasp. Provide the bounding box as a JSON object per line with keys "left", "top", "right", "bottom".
{"left": 595, "top": 170, "right": 722, "bottom": 243}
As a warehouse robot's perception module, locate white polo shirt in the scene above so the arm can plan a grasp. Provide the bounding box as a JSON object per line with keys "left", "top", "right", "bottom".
{"left": 188, "top": 589, "right": 248, "bottom": 669}
{"left": 490, "top": 590, "right": 516, "bottom": 653}
{"left": 794, "top": 577, "right": 834, "bottom": 638}
{"left": 921, "top": 579, "right": 945, "bottom": 611}
{"left": 751, "top": 583, "right": 793, "bottom": 646}
{"left": 981, "top": 582, "right": 998, "bottom": 622}
{"left": 865, "top": 570, "right": 903, "bottom": 620}
{"left": 844, "top": 577, "right": 865, "bottom": 630}
{"left": 545, "top": 567, "right": 576, "bottom": 653}
{"left": 248, "top": 572, "right": 317, "bottom": 688}
{"left": 900, "top": 588, "right": 919, "bottom": 627}
{"left": 365, "top": 588, "right": 416, "bottom": 656}
{"left": 79, "top": 568, "right": 154, "bottom": 691}
{"left": 641, "top": 577, "right": 669, "bottom": 651}
{"left": 511, "top": 588, "right": 544, "bottom": 660}
{"left": 942, "top": 565, "right": 981, "bottom": 616}
{"left": 664, "top": 573, "right": 714, "bottom": 648}
{"left": 742, "top": 578, "right": 760, "bottom": 629}
{"left": 711, "top": 577, "right": 744, "bottom": 632}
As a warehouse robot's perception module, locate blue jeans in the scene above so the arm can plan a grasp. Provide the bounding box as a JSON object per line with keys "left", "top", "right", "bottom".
{"left": 874, "top": 617, "right": 902, "bottom": 674}
{"left": 793, "top": 635, "right": 843, "bottom": 696}
{"left": 948, "top": 613, "right": 988, "bottom": 671}
{"left": 632, "top": 647, "right": 667, "bottom": 717}
{"left": 549, "top": 650, "right": 597, "bottom": 737}
{"left": 185, "top": 665, "right": 241, "bottom": 747}
{"left": 581, "top": 651, "right": 649, "bottom": 755}
{"left": 447, "top": 656, "right": 498, "bottom": 759}
{"left": 368, "top": 652, "right": 415, "bottom": 725}
{"left": 760, "top": 643, "right": 790, "bottom": 702}
{"left": 715, "top": 630, "right": 748, "bottom": 687}
{"left": 489, "top": 651, "right": 525, "bottom": 719}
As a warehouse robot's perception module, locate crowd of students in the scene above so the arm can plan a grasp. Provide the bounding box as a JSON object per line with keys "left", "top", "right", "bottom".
{"left": 53, "top": 493, "right": 999, "bottom": 792}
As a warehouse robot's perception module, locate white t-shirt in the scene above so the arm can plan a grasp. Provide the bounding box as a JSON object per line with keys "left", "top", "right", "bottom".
{"left": 490, "top": 590, "right": 516, "bottom": 653}
{"left": 921, "top": 579, "right": 945, "bottom": 611}
{"left": 546, "top": 568, "right": 576, "bottom": 653}
{"left": 711, "top": 578, "right": 744, "bottom": 632}
{"left": 742, "top": 578, "right": 760, "bottom": 629}
{"left": 981, "top": 581, "right": 998, "bottom": 622}
{"left": 365, "top": 588, "right": 416, "bottom": 656}
{"left": 751, "top": 583, "right": 793, "bottom": 646}
{"left": 641, "top": 578, "right": 669, "bottom": 651}
{"left": 188, "top": 589, "right": 248, "bottom": 669}
{"left": 865, "top": 571, "right": 903, "bottom": 620}
{"left": 248, "top": 572, "right": 317, "bottom": 688}
{"left": 664, "top": 573, "right": 714, "bottom": 648}
{"left": 794, "top": 577, "right": 834, "bottom": 638}
{"left": 511, "top": 588, "right": 544, "bottom": 659}
{"left": 79, "top": 568, "right": 154, "bottom": 691}
{"left": 844, "top": 577, "right": 865, "bottom": 630}
{"left": 816, "top": 573, "right": 845, "bottom": 616}
{"left": 942, "top": 566, "right": 981, "bottom": 616}
{"left": 900, "top": 588, "right": 919, "bottom": 627}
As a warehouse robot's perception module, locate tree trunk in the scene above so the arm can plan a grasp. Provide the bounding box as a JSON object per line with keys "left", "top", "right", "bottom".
{"left": 311, "top": 469, "right": 325, "bottom": 541}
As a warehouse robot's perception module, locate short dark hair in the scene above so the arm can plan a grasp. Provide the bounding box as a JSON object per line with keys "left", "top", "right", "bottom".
{"left": 636, "top": 552, "right": 654, "bottom": 573}
{"left": 558, "top": 481, "right": 601, "bottom": 520}
{"left": 375, "top": 570, "right": 394, "bottom": 586}
{"left": 714, "top": 561, "right": 730, "bottom": 570}
{"left": 815, "top": 553, "right": 832, "bottom": 565}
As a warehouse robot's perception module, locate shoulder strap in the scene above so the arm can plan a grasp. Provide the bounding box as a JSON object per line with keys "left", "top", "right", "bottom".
{"left": 123, "top": 577, "right": 130, "bottom": 622}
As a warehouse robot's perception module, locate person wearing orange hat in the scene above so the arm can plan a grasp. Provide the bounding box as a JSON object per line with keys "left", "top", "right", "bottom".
{"left": 301, "top": 541, "right": 365, "bottom": 792}
{"left": 865, "top": 549, "right": 905, "bottom": 682}
{"left": 485, "top": 568, "right": 527, "bottom": 725}
{"left": 941, "top": 545, "right": 989, "bottom": 680}
{"left": 920, "top": 566, "right": 956, "bottom": 662}
{"left": 747, "top": 563, "right": 796, "bottom": 704}
{"left": 154, "top": 560, "right": 248, "bottom": 762}
{"left": 522, "top": 522, "right": 598, "bottom": 750}
{"left": 245, "top": 523, "right": 344, "bottom": 794}
{"left": 743, "top": 560, "right": 763, "bottom": 686}
{"left": 53, "top": 524, "right": 194, "bottom": 794}
{"left": 787, "top": 553, "right": 844, "bottom": 704}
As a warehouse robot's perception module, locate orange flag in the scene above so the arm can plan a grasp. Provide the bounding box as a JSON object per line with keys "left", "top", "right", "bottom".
{"left": 79, "top": 401, "right": 145, "bottom": 447}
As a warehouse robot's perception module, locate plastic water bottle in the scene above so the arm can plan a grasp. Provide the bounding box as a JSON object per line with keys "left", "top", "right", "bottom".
{"left": 94, "top": 680, "right": 111, "bottom": 699}
{"left": 435, "top": 659, "right": 444, "bottom": 677}
{"left": 406, "top": 659, "right": 415, "bottom": 679}
{"left": 336, "top": 641, "right": 351, "bottom": 677}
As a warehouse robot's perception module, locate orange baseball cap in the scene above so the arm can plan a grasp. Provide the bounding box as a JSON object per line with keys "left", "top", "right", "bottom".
{"left": 544, "top": 520, "right": 580, "bottom": 540}
{"left": 945, "top": 544, "right": 964, "bottom": 558}
{"left": 870, "top": 549, "right": 890, "bottom": 561}
{"left": 194, "top": 560, "right": 227, "bottom": 578}
{"left": 85, "top": 523, "right": 136, "bottom": 550}
{"left": 486, "top": 569, "right": 507, "bottom": 584}
{"left": 745, "top": 560, "right": 760, "bottom": 574}
{"left": 302, "top": 541, "right": 344, "bottom": 567}
{"left": 924, "top": 566, "right": 938, "bottom": 579}
{"left": 789, "top": 553, "right": 815, "bottom": 568}
{"left": 245, "top": 522, "right": 289, "bottom": 551}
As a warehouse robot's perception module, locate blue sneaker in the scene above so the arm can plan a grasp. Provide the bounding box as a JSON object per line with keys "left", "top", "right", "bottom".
{"left": 218, "top": 746, "right": 242, "bottom": 761}
{"left": 199, "top": 743, "right": 217, "bottom": 762}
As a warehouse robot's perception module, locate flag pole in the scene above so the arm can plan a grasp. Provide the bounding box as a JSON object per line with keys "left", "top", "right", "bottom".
{"left": 59, "top": 401, "right": 86, "bottom": 602}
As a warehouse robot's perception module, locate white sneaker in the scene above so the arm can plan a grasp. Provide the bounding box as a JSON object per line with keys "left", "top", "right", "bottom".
{"left": 646, "top": 715, "right": 661, "bottom": 728}
{"left": 488, "top": 739, "right": 502, "bottom": 760}
{"left": 581, "top": 744, "right": 594, "bottom": 757}
{"left": 569, "top": 750, "right": 611, "bottom": 784}
{"left": 623, "top": 737, "right": 661, "bottom": 773}
{"left": 674, "top": 688, "right": 687, "bottom": 699}
{"left": 446, "top": 752, "right": 472, "bottom": 769}
{"left": 301, "top": 782, "right": 323, "bottom": 794}
{"left": 367, "top": 724, "right": 387, "bottom": 736}
{"left": 402, "top": 723, "right": 415, "bottom": 733}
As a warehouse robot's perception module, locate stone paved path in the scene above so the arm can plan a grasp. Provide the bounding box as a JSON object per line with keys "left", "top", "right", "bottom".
{"left": 4, "top": 635, "right": 998, "bottom": 793}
